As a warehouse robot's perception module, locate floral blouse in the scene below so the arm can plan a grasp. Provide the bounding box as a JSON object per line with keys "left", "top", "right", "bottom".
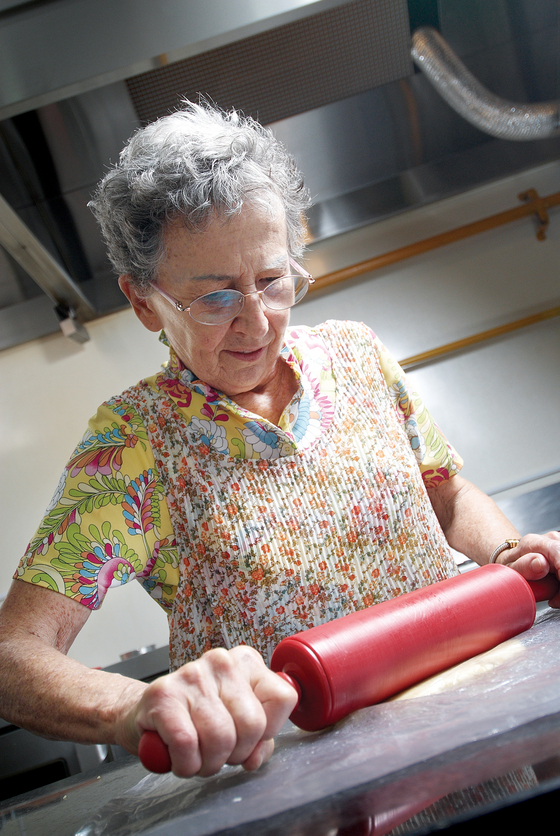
{"left": 16, "top": 321, "right": 462, "bottom": 667}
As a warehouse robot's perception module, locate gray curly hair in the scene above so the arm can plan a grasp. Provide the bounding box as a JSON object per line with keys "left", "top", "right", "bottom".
{"left": 89, "top": 101, "right": 311, "bottom": 291}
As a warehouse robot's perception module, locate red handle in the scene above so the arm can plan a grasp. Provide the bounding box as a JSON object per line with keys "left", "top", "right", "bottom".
{"left": 528, "top": 572, "right": 559, "bottom": 602}
{"left": 138, "top": 730, "right": 172, "bottom": 773}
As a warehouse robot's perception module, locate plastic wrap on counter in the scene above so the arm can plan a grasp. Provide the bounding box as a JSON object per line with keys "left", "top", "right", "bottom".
{"left": 75, "top": 607, "right": 560, "bottom": 836}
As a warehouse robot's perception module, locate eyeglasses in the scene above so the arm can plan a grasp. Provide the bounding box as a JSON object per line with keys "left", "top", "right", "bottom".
{"left": 151, "top": 258, "right": 314, "bottom": 325}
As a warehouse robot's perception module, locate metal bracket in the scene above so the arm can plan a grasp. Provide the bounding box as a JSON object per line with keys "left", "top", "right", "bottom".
{"left": 518, "top": 188, "right": 550, "bottom": 241}
{"left": 55, "top": 305, "right": 90, "bottom": 344}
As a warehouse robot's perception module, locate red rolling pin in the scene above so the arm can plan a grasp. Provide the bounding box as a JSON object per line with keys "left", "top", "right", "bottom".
{"left": 138, "top": 564, "right": 559, "bottom": 772}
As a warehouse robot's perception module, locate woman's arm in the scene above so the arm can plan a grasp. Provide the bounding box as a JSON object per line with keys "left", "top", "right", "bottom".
{"left": 427, "top": 475, "right": 520, "bottom": 565}
{"left": 0, "top": 580, "right": 297, "bottom": 776}
{"left": 427, "top": 475, "right": 560, "bottom": 606}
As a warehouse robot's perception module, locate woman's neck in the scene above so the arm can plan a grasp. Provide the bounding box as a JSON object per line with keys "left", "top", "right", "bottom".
{"left": 233, "top": 359, "right": 298, "bottom": 425}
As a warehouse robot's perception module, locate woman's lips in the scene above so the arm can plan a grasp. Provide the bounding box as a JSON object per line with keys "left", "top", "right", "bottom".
{"left": 225, "top": 347, "right": 266, "bottom": 362}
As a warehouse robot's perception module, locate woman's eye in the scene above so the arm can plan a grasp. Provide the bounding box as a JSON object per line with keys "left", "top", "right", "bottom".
{"left": 200, "top": 292, "right": 234, "bottom": 310}
{"left": 258, "top": 276, "right": 283, "bottom": 288}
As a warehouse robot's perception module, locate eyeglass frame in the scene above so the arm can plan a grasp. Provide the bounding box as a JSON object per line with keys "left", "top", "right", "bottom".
{"left": 150, "top": 258, "right": 314, "bottom": 325}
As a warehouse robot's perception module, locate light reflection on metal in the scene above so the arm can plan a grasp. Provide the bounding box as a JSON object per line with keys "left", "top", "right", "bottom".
{"left": 411, "top": 27, "right": 560, "bottom": 141}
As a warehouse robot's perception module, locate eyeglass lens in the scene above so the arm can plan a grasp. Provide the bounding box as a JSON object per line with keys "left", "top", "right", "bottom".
{"left": 190, "top": 275, "right": 309, "bottom": 324}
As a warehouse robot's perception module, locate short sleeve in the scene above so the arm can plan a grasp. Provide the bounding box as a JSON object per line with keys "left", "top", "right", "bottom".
{"left": 14, "top": 397, "right": 179, "bottom": 612}
{"left": 373, "top": 333, "right": 464, "bottom": 488}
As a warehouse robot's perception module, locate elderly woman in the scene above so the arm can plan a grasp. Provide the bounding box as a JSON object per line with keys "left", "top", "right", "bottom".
{"left": 0, "top": 102, "right": 558, "bottom": 780}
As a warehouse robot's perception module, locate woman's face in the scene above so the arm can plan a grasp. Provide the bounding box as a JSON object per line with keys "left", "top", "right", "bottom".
{"left": 122, "top": 202, "right": 292, "bottom": 400}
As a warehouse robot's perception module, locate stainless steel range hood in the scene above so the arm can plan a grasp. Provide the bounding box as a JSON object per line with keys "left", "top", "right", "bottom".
{"left": 0, "top": 0, "right": 361, "bottom": 120}
{"left": 0, "top": 0, "right": 559, "bottom": 350}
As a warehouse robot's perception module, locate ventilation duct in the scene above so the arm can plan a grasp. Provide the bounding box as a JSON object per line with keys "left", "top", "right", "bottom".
{"left": 411, "top": 27, "right": 560, "bottom": 141}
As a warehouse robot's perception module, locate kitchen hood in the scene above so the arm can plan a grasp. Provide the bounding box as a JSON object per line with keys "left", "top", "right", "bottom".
{"left": 0, "top": 0, "right": 558, "bottom": 349}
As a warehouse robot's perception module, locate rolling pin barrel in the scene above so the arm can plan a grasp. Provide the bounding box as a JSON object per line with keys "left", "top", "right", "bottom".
{"left": 270, "top": 564, "right": 538, "bottom": 731}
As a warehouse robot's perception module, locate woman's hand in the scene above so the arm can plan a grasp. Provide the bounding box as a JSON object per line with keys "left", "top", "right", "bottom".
{"left": 117, "top": 645, "right": 298, "bottom": 777}
{"left": 0, "top": 582, "right": 297, "bottom": 778}
{"left": 495, "top": 531, "right": 560, "bottom": 607}
{"left": 426, "top": 477, "right": 560, "bottom": 607}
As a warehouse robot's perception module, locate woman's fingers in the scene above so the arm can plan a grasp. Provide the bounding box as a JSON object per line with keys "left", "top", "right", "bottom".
{"left": 187, "top": 645, "right": 297, "bottom": 774}
{"left": 504, "top": 552, "right": 549, "bottom": 579}
{"left": 498, "top": 531, "right": 560, "bottom": 606}
{"left": 129, "top": 645, "right": 297, "bottom": 777}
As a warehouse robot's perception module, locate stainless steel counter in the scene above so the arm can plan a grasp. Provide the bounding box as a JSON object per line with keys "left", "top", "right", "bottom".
{"left": 1, "top": 607, "right": 560, "bottom": 836}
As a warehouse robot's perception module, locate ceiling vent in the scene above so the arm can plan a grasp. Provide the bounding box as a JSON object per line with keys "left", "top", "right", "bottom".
{"left": 126, "top": 0, "right": 412, "bottom": 126}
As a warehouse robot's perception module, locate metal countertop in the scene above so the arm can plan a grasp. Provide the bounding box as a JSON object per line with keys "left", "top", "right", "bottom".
{"left": 2, "top": 607, "right": 560, "bottom": 836}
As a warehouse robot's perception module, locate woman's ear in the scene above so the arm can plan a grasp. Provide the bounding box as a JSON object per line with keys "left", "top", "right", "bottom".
{"left": 118, "top": 275, "right": 163, "bottom": 332}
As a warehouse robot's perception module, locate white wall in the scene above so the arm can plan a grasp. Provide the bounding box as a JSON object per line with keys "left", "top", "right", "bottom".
{"left": 293, "top": 159, "right": 560, "bottom": 496}
{"left": 1, "top": 160, "right": 559, "bottom": 667}
{"left": 0, "top": 310, "right": 171, "bottom": 668}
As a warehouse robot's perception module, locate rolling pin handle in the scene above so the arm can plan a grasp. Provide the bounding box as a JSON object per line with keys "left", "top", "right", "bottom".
{"left": 528, "top": 573, "right": 560, "bottom": 603}
{"left": 276, "top": 670, "right": 302, "bottom": 706}
{"left": 138, "top": 729, "right": 172, "bottom": 773}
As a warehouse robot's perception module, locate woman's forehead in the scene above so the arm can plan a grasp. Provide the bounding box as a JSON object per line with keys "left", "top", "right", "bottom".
{"left": 159, "top": 204, "right": 289, "bottom": 280}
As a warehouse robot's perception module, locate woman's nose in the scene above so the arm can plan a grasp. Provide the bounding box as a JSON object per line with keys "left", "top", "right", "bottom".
{"left": 232, "top": 291, "right": 270, "bottom": 334}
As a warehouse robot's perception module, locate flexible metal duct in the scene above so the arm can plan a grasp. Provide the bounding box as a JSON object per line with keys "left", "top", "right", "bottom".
{"left": 411, "top": 27, "right": 560, "bottom": 141}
